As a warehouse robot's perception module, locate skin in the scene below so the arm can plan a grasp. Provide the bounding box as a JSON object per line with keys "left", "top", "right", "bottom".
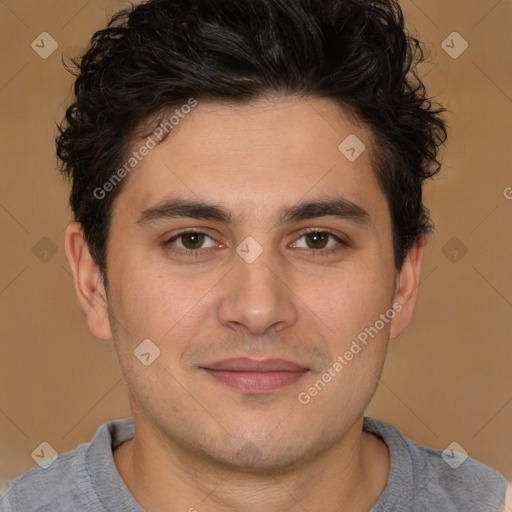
{"left": 65, "top": 96, "right": 423, "bottom": 511}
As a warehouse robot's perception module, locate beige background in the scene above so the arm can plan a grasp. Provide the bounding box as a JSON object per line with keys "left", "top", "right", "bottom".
{"left": 1, "top": 0, "right": 511, "bottom": 488}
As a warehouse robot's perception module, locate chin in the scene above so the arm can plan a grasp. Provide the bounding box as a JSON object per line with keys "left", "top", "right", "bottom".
{"left": 217, "top": 446, "right": 305, "bottom": 474}
{"left": 197, "top": 432, "right": 324, "bottom": 474}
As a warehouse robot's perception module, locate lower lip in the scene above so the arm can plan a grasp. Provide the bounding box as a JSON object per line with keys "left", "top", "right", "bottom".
{"left": 203, "top": 369, "right": 309, "bottom": 393}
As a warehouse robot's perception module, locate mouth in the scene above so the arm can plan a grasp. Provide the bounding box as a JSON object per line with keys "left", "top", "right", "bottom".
{"left": 200, "top": 357, "right": 310, "bottom": 393}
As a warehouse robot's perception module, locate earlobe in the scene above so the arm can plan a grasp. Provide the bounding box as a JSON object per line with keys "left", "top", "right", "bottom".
{"left": 389, "top": 237, "right": 424, "bottom": 340}
{"left": 64, "top": 222, "right": 113, "bottom": 340}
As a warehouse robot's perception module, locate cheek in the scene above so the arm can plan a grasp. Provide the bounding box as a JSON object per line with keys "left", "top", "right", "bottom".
{"left": 114, "top": 275, "right": 174, "bottom": 331}
{"left": 109, "top": 261, "right": 221, "bottom": 349}
{"left": 299, "top": 261, "right": 394, "bottom": 340}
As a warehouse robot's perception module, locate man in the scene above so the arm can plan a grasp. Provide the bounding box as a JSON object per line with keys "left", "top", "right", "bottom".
{"left": 2, "top": 0, "right": 509, "bottom": 510}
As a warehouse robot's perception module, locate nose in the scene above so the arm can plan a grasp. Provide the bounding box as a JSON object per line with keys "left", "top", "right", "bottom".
{"left": 217, "top": 248, "right": 299, "bottom": 337}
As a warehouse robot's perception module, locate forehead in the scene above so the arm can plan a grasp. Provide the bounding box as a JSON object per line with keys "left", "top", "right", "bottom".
{"left": 113, "top": 97, "right": 386, "bottom": 223}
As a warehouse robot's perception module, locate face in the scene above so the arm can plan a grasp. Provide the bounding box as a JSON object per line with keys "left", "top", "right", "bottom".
{"left": 67, "top": 97, "right": 422, "bottom": 472}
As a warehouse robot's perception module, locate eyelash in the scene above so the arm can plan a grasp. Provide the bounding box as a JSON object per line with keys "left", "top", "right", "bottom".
{"left": 164, "top": 228, "right": 349, "bottom": 257}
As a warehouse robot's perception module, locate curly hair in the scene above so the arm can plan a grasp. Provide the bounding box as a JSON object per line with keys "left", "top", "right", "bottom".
{"left": 56, "top": 0, "right": 447, "bottom": 284}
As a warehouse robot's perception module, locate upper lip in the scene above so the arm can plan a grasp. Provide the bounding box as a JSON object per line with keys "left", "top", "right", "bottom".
{"left": 202, "top": 357, "right": 309, "bottom": 372}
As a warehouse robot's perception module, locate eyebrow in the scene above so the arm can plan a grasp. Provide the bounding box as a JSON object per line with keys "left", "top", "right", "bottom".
{"left": 136, "top": 196, "right": 370, "bottom": 227}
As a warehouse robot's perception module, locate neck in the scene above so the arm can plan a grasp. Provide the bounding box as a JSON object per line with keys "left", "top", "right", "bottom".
{"left": 114, "top": 416, "right": 390, "bottom": 512}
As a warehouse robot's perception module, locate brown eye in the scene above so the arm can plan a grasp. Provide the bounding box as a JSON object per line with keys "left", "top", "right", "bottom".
{"left": 180, "top": 232, "right": 206, "bottom": 250}
{"left": 290, "top": 230, "right": 349, "bottom": 256}
{"left": 304, "top": 231, "right": 330, "bottom": 249}
{"left": 165, "top": 231, "right": 217, "bottom": 254}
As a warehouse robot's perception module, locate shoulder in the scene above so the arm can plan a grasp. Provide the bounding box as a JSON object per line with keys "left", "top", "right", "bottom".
{"left": 364, "top": 416, "right": 508, "bottom": 511}
{"left": 409, "top": 439, "right": 507, "bottom": 509}
{"left": 0, "top": 441, "right": 98, "bottom": 511}
{"left": 0, "top": 418, "right": 134, "bottom": 512}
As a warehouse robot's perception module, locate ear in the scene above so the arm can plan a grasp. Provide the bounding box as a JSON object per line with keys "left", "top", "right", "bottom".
{"left": 389, "top": 236, "right": 424, "bottom": 340}
{"left": 64, "top": 222, "right": 112, "bottom": 340}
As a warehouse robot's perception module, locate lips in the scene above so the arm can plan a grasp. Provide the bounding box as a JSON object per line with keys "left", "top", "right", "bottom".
{"left": 204, "top": 357, "right": 308, "bottom": 372}
{"left": 201, "top": 358, "right": 309, "bottom": 393}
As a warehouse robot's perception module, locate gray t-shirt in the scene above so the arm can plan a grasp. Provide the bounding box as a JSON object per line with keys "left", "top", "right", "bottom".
{"left": 1, "top": 416, "right": 507, "bottom": 511}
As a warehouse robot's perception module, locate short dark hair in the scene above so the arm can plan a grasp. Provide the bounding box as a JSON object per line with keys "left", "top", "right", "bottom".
{"left": 56, "top": 0, "right": 447, "bottom": 285}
